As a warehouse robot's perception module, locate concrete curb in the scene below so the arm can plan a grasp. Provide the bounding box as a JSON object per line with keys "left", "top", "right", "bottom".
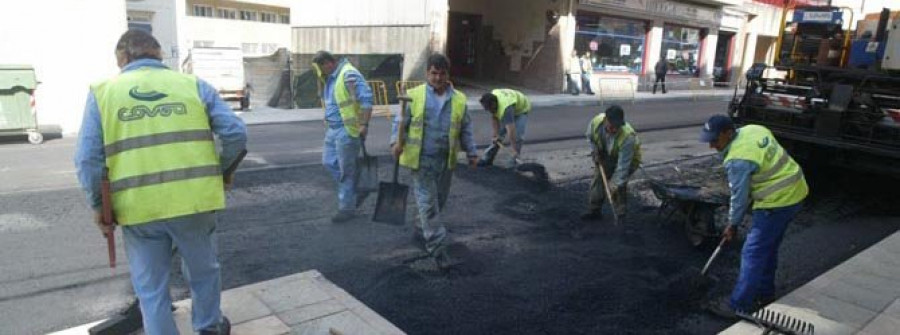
{"left": 238, "top": 91, "right": 734, "bottom": 126}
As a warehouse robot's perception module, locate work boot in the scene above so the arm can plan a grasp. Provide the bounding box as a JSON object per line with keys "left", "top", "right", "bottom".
{"left": 476, "top": 159, "right": 492, "bottom": 167}
{"left": 580, "top": 211, "right": 603, "bottom": 221}
{"left": 431, "top": 244, "right": 463, "bottom": 269}
{"left": 704, "top": 299, "right": 737, "bottom": 320}
{"left": 331, "top": 210, "right": 355, "bottom": 224}
{"left": 200, "top": 316, "right": 230, "bottom": 335}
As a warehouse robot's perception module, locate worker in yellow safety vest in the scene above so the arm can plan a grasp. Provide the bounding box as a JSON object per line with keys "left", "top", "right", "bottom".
{"left": 75, "top": 30, "right": 246, "bottom": 335}
{"left": 700, "top": 115, "right": 808, "bottom": 319}
{"left": 390, "top": 54, "right": 478, "bottom": 267}
{"left": 477, "top": 88, "right": 530, "bottom": 168}
{"left": 581, "top": 105, "right": 642, "bottom": 223}
{"left": 312, "top": 51, "right": 374, "bottom": 223}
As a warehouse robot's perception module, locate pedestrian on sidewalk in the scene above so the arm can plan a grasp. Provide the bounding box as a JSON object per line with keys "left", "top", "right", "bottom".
{"left": 74, "top": 29, "right": 246, "bottom": 335}
{"left": 478, "top": 88, "right": 530, "bottom": 168}
{"left": 653, "top": 59, "right": 668, "bottom": 94}
{"left": 700, "top": 115, "right": 808, "bottom": 318}
{"left": 581, "top": 105, "right": 642, "bottom": 223}
{"left": 566, "top": 50, "right": 582, "bottom": 95}
{"left": 313, "top": 51, "right": 374, "bottom": 223}
{"left": 391, "top": 54, "right": 478, "bottom": 263}
{"left": 580, "top": 52, "right": 596, "bottom": 95}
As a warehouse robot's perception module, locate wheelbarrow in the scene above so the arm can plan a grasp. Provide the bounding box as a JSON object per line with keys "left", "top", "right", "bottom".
{"left": 648, "top": 179, "right": 729, "bottom": 247}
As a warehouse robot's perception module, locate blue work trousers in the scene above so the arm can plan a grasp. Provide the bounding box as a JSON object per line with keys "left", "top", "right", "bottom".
{"left": 730, "top": 203, "right": 802, "bottom": 311}
{"left": 122, "top": 212, "right": 223, "bottom": 335}
{"left": 322, "top": 126, "right": 360, "bottom": 211}
{"left": 411, "top": 153, "right": 453, "bottom": 253}
{"left": 482, "top": 114, "right": 528, "bottom": 166}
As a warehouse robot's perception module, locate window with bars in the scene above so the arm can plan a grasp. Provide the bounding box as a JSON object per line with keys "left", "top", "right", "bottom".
{"left": 193, "top": 5, "right": 214, "bottom": 17}
{"left": 240, "top": 10, "right": 257, "bottom": 21}
{"left": 217, "top": 8, "right": 237, "bottom": 20}
{"left": 260, "top": 12, "right": 276, "bottom": 23}
{"left": 279, "top": 14, "right": 290, "bottom": 24}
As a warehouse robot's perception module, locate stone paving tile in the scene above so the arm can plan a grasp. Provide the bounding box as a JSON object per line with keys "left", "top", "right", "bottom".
{"left": 784, "top": 283, "right": 880, "bottom": 331}
{"left": 290, "top": 310, "right": 375, "bottom": 335}
{"left": 884, "top": 298, "right": 900, "bottom": 319}
{"left": 232, "top": 316, "right": 291, "bottom": 335}
{"left": 278, "top": 299, "right": 347, "bottom": 326}
{"left": 221, "top": 288, "right": 273, "bottom": 324}
{"left": 821, "top": 278, "right": 898, "bottom": 313}
{"left": 858, "top": 313, "right": 900, "bottom": 335}
{"left": 309, "top": 273, "right": 405, "bottom": 334}
{"left": 254, "top": 278, "right": 333, "bottom": 313}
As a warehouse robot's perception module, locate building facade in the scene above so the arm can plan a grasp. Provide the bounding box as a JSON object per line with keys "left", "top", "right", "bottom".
{"left": 126, "top": 0, "right": 292, "bottom": 69}
{"left": 0, "top": 0, "right": 126, "bottom": 134}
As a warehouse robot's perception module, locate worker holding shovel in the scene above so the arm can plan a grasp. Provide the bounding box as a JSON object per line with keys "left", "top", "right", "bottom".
{"left": 477, "top": 88, "right": 530, "bottom": 168}
{"left": 312, "top": 51, "right": 374, "bottom": 223}
{"left": 581, "top": 105, "right": 642, "bottom": 224}
{"left": 390, "top": 54, "right": 478, "bottom": 265}
{"left": 699, "top": 115, "right": 808, "bottom": 318}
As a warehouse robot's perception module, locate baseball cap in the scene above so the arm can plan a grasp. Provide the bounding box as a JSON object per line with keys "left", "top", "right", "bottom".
{"left": 605, "top": 105, "right": 625, "bottom": 127}
{"left": 700, "top": 115, "right": 734, "bottom": 143}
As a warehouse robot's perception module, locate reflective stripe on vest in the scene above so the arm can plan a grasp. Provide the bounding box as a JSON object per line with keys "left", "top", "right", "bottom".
{"left": 589, "top": 113, "right": 643, "bottom": 168}
{"left": 724, "top": 125, "right": 808, "bottom": 209}
{"left": 492, "top": 89, "right": 530, "bottom": 121}
{"left": 333, "top": 63, "right": 361, "bottom": 137}
{"left": 399, "top": 85, "right": 467, "bottom": 170}
{"left": 91, "top": 67, "right": 224, "bottom": 225}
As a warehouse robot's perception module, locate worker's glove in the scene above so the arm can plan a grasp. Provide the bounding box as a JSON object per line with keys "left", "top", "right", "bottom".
{"left": 591, "top": 149, "right": 600, "bottom": 165}
{"left": 608, "top": 184, "right": 619, "bottom": 196}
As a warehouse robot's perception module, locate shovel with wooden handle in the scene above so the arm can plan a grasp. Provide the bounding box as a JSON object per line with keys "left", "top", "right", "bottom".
{"left": 597, "top": 162, "right": 620, "bottom": 226}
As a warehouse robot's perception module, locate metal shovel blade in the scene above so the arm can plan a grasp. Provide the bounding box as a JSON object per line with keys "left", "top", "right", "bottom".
{"left": 373, "top": 181, "right": 408, "bottom": 225}
{"left": 356, "top": 144, "right": 379, "bottom": 193}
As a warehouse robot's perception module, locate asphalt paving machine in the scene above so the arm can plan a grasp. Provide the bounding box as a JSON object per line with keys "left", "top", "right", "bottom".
{"left": 729, "top": 4, "right": 900, "bottom": 176}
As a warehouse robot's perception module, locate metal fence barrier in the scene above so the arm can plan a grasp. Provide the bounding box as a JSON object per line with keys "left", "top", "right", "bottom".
{"left": 368, "top": 80, "right": 391, "bottom": 119}
{"left": 597, "top": 78, "right": 636, "bottom": 106}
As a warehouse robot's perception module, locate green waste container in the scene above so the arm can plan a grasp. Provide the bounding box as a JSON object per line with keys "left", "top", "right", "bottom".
{"left": 0, "top": 65, "right": 42, "bottom": 144}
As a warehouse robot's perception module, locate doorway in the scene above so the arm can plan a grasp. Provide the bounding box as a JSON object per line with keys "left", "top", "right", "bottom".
{"left": 447, "top": 12, "right": 482, "bottom": 77}
{"left": 714, "top": 31, "right": 735, "bottom": 84}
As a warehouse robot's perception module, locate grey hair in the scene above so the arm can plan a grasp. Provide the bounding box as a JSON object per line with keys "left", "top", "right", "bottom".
{"left": 115, "top": 29, "right": 162, "bottom": 61}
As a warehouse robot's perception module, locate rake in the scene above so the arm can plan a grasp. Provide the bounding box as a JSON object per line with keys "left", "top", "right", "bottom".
{"left": 736, "top": 308, "right": 815, "bottom": 335}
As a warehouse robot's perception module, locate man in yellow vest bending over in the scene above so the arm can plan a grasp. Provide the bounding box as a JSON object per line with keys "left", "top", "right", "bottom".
{"left": 312, "top": 51, "right": 374, "bottom": 223}
{"left": 74, "top": 30, "right": 247, "bottom": 335}
{"left": 582, "top": 105, "right": 642, "bottom": 222}
{"left": 391, "top": 54, "right": 478, "bottom": 263}
{"left": 700, "top": 115, "right": 808, "bottom": 318}
{"left": 477, "top": 88, "right": 530, "bottom": 168}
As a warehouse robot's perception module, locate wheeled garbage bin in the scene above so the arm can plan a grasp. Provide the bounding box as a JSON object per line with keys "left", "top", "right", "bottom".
{"left": 0, "top": 65, "right": 42, "bottom": 144}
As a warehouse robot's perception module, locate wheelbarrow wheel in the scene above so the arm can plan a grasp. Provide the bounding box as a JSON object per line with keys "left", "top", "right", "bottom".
{"left": 27, "top": 131, "right": 43, "bottom": 144}
{"left": 684, "top": 206, "right": 716, "bottom": 248}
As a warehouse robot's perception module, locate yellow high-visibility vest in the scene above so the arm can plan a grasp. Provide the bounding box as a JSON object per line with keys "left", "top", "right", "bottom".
{"left": 589, "top": 113, "right": 642, "bottom": 169}
{"left": 399, "top": 85, "right": 467, "bottom": 170}
{"left": 492, "top": 88, "right": 530, "bottom": 121}
{"left": 92, "top": 67, "right": 224, "bottom": 225}
{"left": 725, "top": 125, "right": 808, "bottom": 209}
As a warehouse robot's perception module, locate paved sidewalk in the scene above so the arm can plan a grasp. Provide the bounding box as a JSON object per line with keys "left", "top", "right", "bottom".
{"left": 50, "top": 270, "right": 406, "bottom": 335}
{"left": 722, "top": 231, "right": 900, "bottom": 335}
{"left": 237, "top": 89, "right": 733, "bottom": 126}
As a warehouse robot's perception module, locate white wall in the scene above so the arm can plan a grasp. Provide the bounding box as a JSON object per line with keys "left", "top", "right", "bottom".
{"left": 0, "top": 1, "right": 126, "bottom": 134}
{"left": 182, "top": 17, "right": 291, "bottom": 55}
{"left": 291, "top": 0, "right": 430, "bottom": 26}
{"left": 128, "top": 0, "right": 180, "bottom": 68}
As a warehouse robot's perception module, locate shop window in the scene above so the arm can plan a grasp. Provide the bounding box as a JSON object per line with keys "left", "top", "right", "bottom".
{"left": 660, "top": 25, "right": 701, "bottom": 76}
{"left": 575, "top": 14, "right": 646, "bottom": 74}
